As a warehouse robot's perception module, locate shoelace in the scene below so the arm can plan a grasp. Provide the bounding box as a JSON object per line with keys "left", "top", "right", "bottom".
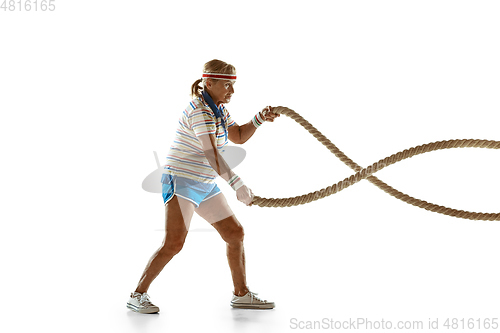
{"left": 248, "top": 291, "right": 267, "bottom": 303}
{"left": 139, "top": 293, "right": 154, "bottom": 307}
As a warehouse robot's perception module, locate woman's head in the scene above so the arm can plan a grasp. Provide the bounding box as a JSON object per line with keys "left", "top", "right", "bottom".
{"left": 191, "top": 59, "right": 237, "bottom": 105}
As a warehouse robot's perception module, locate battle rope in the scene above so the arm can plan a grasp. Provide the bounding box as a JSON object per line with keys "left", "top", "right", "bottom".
{"left": 250, "top": 106, "right": 500, "bottom": 221}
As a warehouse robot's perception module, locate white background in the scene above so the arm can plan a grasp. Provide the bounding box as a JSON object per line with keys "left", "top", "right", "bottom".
{"left": 1, "top": 1, "right": 499, "bottom": 332}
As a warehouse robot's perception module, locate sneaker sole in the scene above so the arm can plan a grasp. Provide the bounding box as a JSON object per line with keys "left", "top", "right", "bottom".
{"left": 230, "top": 302, "right": 275, "bottom": 309}
{"left": 127, "top": 303, "right": 160, "bottom": 314}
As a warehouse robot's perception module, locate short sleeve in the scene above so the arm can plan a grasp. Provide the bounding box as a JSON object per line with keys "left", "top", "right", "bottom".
{"left": 190, "top": 109, "right": 216, "bottom": 137}
{"left": 222, "top": 105, "right": 236, "bottom": 127}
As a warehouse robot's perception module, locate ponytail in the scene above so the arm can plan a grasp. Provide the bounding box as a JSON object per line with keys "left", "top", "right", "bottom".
{"left": 191, "top": 78, "right": 203, "bottom": 98}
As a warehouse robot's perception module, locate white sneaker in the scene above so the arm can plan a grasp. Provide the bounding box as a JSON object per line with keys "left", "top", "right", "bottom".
{"left": 230, "top": 290, "right": 275, "bottom": 309}
{"left": 127, "top": 292, "right": 160, "bottom": 314}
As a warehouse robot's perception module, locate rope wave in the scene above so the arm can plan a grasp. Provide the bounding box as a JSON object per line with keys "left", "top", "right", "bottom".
{"left": 250, "top": 106, "right": 500, "bottom": 221}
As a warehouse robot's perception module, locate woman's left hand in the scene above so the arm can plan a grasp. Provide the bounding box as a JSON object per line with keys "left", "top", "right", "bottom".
{"left": 261, "top": 106, "right": 280, "bottom": 122}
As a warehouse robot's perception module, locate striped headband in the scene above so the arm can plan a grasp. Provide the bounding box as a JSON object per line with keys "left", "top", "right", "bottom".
{"left": 202, "top": 72, "right": 237, "bottom": 80}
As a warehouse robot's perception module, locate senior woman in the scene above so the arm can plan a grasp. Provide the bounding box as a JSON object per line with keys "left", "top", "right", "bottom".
{"left": 127, "top": 59, "right": 280, "bottom": 314}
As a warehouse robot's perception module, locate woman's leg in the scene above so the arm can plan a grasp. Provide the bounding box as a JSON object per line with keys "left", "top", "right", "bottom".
{"left": 195, "top": 193, "right": 249, "bottom": 296}
{"left": 213, "top": 215, "right": 248, "bottom": 296}
{"left": 135, "top": 195, "right": 195, "bottom": 294}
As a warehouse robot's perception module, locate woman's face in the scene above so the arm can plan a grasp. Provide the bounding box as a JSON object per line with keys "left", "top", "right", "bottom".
{"left": 207, "top": 79, "right": 235, "bottom": 106}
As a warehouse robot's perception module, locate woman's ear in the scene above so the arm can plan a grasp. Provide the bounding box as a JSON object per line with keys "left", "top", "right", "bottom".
{"left": 205, "top": 78, "right": 213, "bottom": 90}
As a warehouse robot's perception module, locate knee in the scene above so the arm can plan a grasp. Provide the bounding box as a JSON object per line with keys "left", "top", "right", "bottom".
{"left": 225, "top": 225, "right": 245, "bottom": 244}
{"left": 160, "top": 238, "right": 185, "bottom": 256}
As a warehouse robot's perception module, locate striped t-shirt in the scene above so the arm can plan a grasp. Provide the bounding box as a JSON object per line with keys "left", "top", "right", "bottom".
{"left": 163, "top": 95, "right": 236, "bottom": 183}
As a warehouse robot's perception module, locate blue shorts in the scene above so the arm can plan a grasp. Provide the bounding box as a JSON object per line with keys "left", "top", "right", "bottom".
{"left": 161, "top": 173, "right": 221, "bottom": 208}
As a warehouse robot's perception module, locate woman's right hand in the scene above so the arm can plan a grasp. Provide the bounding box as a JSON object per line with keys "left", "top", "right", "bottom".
{"left": 236, "top": 185, "right": 254, "bottom": 206}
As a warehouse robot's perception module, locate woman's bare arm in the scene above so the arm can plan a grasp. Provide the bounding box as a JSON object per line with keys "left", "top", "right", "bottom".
{"left": 197, "top": 133, "right": 236, "bottom": 182}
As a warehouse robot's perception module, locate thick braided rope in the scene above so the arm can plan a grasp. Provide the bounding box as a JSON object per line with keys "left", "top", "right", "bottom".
{"left": 251, "top": 106, "right": 500, "bottom": 221}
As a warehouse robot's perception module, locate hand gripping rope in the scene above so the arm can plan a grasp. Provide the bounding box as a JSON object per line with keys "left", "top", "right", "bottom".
{"left": 250, "top": 106, "right": 500, "bottom": 221}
